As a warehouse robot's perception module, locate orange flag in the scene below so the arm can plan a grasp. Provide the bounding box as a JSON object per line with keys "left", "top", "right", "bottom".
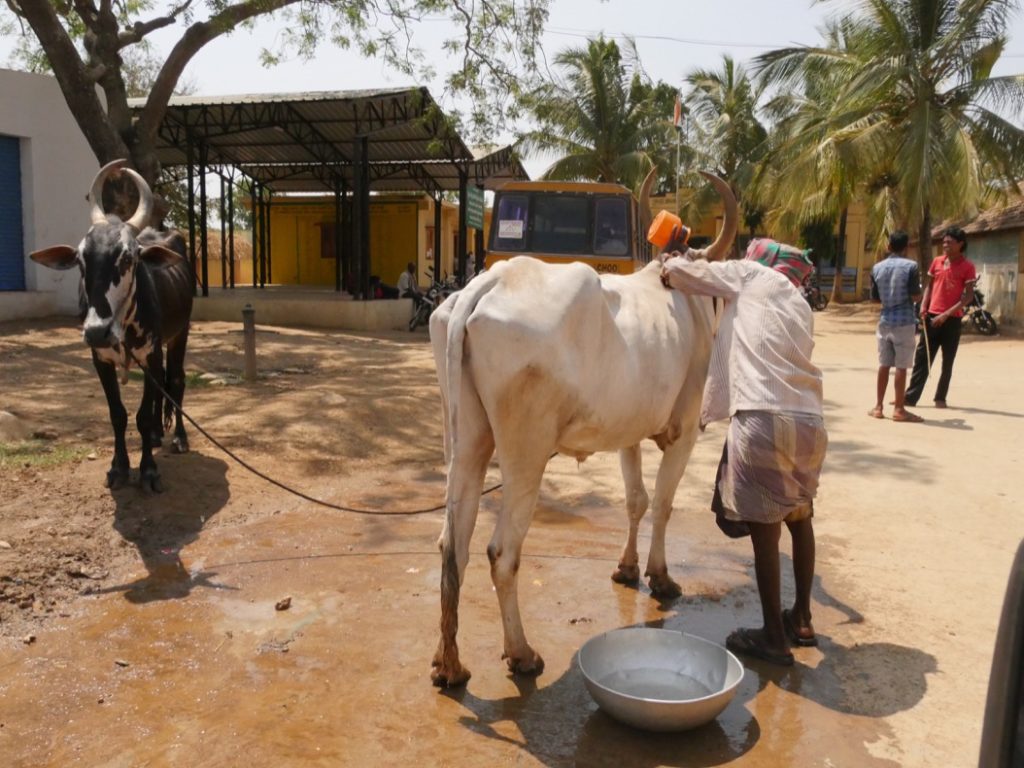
{"left": 673, "top": 92, "right": 683, "bottom": 130}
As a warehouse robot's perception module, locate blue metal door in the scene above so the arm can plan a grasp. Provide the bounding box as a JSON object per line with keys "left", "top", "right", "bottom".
{"left": 0, "top": 135, "right": 25, "bottom": 291}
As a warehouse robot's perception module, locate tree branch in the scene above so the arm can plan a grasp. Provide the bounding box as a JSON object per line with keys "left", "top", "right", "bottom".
{"left": 118, "top": 0, "right": 195, "bottom": 48}
{"left": 134, "top": 0, "right": 301, "bottom": 156}
{"left": 12, "top": 0, "right": 130, "bottom": 163}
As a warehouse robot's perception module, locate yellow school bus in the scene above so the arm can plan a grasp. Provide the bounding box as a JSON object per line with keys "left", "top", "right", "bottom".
{"left": 485, "top": 180, "right": 653, "bottom": 274}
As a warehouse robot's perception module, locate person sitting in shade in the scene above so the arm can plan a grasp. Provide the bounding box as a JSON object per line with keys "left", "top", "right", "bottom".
{"left": 396, "top": 262, "right": 422, "bottom": 306}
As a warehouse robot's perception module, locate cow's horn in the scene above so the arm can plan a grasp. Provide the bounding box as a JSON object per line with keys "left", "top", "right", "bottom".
{"left": 638, "top": 165, "right": 657, "bottom": 238}
{"left": 88, "top": 159, "right": 128, "bottom": 226}
{"left": 122, "top": 166, "right": 154, "bottom": 231}
{"left": 691, "top": 171, "right": 738, "bottom": 262}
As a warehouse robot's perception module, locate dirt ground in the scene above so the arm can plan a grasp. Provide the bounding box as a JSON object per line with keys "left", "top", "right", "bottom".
{"left": 0, "top": 306, "right": 1022, "bottom": 768}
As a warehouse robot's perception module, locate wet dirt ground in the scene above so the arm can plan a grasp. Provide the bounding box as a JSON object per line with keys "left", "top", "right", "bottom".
{"left": 1, "top": 307, "right": 1022, "bottom": 767}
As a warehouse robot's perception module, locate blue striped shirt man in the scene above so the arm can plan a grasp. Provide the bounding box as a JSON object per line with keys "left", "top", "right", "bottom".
{"left": 871, "top": 255, "right": 921, "bottom": 326}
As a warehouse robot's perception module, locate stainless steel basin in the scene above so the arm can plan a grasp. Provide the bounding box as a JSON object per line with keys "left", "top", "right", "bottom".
{"left": 578, "top": 627, "right": 744, "bottom": 732}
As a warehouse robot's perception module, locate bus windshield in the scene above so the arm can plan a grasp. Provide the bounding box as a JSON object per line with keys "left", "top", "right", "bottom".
{"left": 486, "top": 181, "right": 649, "bottom": 274}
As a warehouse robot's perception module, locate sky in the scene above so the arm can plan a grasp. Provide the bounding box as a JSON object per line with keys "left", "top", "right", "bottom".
{"left": 5, "top": 0, "right": 1024, "bottom": 177}
{"left": 168, "top": 0, "right": 1024, "bottom": 177}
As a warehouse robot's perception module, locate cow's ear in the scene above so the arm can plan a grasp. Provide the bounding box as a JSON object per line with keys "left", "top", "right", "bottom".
{"left": 29, "top": 245, "right": 79, "bottom": 270}
{"left": 139, "top": 245, "right": 186, "bottom": 268}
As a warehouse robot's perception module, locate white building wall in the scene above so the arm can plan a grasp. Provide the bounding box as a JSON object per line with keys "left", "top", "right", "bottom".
{"left": 0, "top": 68, "right": 97, "bottom": 318}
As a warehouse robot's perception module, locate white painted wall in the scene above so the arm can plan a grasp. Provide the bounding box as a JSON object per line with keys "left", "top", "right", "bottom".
{"left": 0, "top": 68, "right": 97, "bottom": 317}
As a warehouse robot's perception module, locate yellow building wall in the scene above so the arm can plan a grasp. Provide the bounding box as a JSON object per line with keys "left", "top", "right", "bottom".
{"left": 233, "top": 198, "right": 420, "bottom": 288}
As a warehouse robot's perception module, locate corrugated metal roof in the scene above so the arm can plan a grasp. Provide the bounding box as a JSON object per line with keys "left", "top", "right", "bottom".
{"left": 129, "top": 88, "right": 528, "bottom": 193}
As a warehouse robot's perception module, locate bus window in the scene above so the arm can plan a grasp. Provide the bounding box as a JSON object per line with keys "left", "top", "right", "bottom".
{"left": 594, "top": 197, "right": 629, "bottom": 256}
{"left": 494, "top": 194, "right": 529, "bottom": 250}
{"left": 532, "top": 194, "right": 589, "bottom": 254}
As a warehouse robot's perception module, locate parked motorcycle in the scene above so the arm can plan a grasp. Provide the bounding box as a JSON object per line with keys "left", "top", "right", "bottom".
{"left": 408, "top": 271, "right": 460, "bottom": 331}
{"left": 963, "top": 279, "right": 997, "bottom": 335}
{"left": 801, "top": 271, "right": 829, "bottom": 311}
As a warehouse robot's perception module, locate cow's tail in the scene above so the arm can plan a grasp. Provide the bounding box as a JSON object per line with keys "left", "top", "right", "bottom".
{"left": 438, "top": 269, "right": 502, "bottom": 640}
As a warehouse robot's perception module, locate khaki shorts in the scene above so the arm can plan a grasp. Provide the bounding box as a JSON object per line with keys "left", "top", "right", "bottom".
{"left": 877, "top": 322, "right": 916, "bottom": 369}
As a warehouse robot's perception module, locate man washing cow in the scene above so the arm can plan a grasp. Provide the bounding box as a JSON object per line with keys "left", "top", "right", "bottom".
{"left": 428, "top": 170, "right": 739, "bottom": 687}
{"left": 661, "top": 240, "right": 827, "bottom": 666}
{"left": 29, "top": 160, "right": 194, "bottom": 493}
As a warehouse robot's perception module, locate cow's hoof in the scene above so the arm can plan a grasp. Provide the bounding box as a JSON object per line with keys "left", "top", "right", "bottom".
{"left": 611, "top": 563, "right": 641, "bottom": 584}
{"left": 431, "top": 662, "right": 471, "bottom": 688}
{"left": 140, "top": 469, "right": 164, "bottom": 494}
{"left": 105, "top": 467, "right": 129, "bottom": 489}
{"left": 150, "top": 432, "right": 163, "bottom": 449}
{"left": 504, "top": 649, "right": 545, "bottom": 677}
{"left": 647, "top": 572, "right": 682, "bottom": 599}
{"left": 171, "top": 436, "right": 189, "bottom": 454}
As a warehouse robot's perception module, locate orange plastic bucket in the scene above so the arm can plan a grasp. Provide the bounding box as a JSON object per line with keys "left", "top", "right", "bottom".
{"left": 647, "top": 210, "right": 688, "bottom": 249}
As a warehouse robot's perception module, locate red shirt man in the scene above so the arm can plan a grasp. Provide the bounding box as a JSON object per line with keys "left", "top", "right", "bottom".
{"left": 905, "top": 227, "right": 976, "bottom": 408}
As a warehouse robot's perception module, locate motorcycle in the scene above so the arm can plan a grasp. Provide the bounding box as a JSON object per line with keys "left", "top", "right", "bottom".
{"left": 408, "top": 272, "right": 460, "bottom": 331}
{"left": 801, "top": 271, "right": 829, "bottom": 311}
{"left": 408, "top": 283, "right": 441, "bottom": 331}
{"left": 963, "top": 279, "right": 997, "bottom": 335}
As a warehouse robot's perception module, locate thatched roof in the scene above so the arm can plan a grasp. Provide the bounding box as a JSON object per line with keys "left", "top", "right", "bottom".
{"left": 932, "top": 196, "right": 1024, "bottom": 239}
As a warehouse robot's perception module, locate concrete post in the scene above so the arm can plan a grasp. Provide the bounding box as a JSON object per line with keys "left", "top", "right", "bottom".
{"left": 242, "top": 304, "right": 257, "bottom": 382}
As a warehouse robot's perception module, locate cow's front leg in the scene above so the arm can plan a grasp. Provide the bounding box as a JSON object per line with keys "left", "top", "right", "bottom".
{"left": 147, "top": 345, "right": 166, "bottom": 450}
{"left": 613, "top": 444, "right": 648, "bottom": 585}
{"left": 644, "top": 433, "right": 700, "bottom": 599}
{"left": 137, "top": 352, "right": 164, "bottom": 494}
{"left": 92, "top": 354, "right": 130, "bottom": 489}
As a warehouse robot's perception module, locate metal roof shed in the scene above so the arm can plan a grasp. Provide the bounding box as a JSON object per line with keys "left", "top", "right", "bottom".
{"left": 130, "top": 88, "right": 528, "bottom": 297}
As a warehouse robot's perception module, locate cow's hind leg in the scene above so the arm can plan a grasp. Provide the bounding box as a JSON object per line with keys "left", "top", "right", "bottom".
{"left": 488, "top": 431, "right": 554, "bottom": 677}
{"left": 164, "top": 326, "right": 190, "bottom": 454}
{"left": 432, "top": 392, "right": 494, "bottom": 688}
{"left": 92, "top": 355, "right": 130, "bottom": 489}
{"left": 613, "top": 444, "right": 649, "bottom": 585}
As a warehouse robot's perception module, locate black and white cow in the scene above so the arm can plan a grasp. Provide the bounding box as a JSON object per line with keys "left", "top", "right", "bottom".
{"left": 30, "top": 160, "right": 194, "bottom": 492}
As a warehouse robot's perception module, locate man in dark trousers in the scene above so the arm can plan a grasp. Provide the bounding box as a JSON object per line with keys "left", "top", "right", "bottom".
{"left": 905, "top": 227, "right": 976, "bottom": 408}
{"left": 869, "top": 231, "right": 923, "bottom": 422}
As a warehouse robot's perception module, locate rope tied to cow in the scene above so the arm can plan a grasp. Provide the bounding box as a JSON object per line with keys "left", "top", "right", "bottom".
{"left": 131, "top": 352, "right": 507, "bottom": 516}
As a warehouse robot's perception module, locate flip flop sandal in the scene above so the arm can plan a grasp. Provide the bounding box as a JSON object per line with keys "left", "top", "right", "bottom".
{"left": 726, "top": 628, "right": 794, "bottom": 666}
{"left": 783, "top": 608, "right": 819, "bottom": 647}
{"left": 892, "top": 412, "right": 924, "bottom": 423}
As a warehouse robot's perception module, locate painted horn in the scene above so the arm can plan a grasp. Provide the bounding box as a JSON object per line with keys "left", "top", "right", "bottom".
{"left": 122, "top": 166, "right": 154, "bottom": 232}
{"left": 689, "top": 171, "right": 738, "bottom": 262}
{"left": 88, "top": 159, "right": 128, "bottom": 225}
{"left": 637, "top": 165, "right": 657, "bottom": 238}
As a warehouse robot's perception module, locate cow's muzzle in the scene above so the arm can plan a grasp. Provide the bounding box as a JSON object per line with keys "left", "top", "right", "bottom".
{"left": 83, "top": 322, "right": 114, "bottom": 348}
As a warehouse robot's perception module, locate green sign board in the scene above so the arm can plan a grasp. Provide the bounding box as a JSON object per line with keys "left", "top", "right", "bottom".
{"left": 466, "top": 186, "right": 485, "bottom": 230}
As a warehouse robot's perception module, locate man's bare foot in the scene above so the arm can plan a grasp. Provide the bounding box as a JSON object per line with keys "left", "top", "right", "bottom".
{"left": 893, "top": 409, "right": 923, "bottom": 423}
{"left": 868, "top": 406, "right": 884, "bottom": 419}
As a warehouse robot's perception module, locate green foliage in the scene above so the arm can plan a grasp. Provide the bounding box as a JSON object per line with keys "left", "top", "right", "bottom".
{"left": 753, "top": 0, "right": 1024, "bottom": 257}
{"left": 0, "top": 440, "right": 91, "bottom": 470}
{"left": 1, "top": 1, "right": 552, "bottom": 174}
{"left": 515, "top": 36, "right": 677, "bottom": 193}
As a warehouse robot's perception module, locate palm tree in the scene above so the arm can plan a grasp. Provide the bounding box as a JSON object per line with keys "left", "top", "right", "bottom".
{"left": 683, "top": 55, "right": 768, "bottom": 255}
{"left": 516, "top": 37, "right": 673, "bottom": 192}
{"left": 752, "top": 18, "right": 874, "bottom": 301}
{"left": 756, "top": 0, "right": 1024, "bottom": 269}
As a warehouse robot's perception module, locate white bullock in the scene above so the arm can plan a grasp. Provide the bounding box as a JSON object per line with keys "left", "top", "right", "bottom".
{"left": 429, "top": 173, "right": 738, "bottom": 687}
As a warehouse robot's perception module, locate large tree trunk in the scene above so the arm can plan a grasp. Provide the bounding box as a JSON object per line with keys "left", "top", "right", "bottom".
{"left": 831, "top": 207, "right": 848, "bottom": 304}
